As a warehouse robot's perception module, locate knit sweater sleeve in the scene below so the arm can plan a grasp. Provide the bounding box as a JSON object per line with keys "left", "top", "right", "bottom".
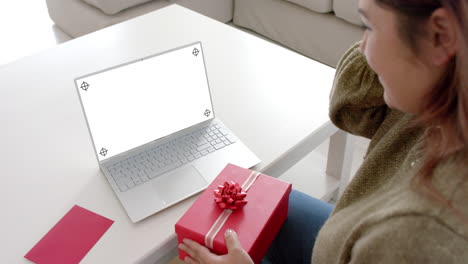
{"left": 348, "top": 216, "right": 468, "bottom": 264}
{"left": 329, "top": 42, "right": 388, "bottom": 139}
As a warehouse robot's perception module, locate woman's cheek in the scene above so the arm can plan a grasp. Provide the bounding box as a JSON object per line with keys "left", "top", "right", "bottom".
{"left": 363, "top": 48, "right": 378, "bottom": 75}
{"left": 383, "top": 88, "right": 395, "bottom": 108}
{"left": 364, "top": 35, "right": 383, "bottom": 73}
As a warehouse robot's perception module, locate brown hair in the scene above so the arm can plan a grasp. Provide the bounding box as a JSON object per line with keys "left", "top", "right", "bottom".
{"left": 375, "top": 0, "right": 468, "bottom": 217}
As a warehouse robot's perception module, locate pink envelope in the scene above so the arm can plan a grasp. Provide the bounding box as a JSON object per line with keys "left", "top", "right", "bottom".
{"left": 25, "top": 205, "right": 114, "bottom": 264}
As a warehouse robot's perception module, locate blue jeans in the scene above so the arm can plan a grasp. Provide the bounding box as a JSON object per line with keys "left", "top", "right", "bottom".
{"left": 262, "top": 189, "right": 334, "bottom": 264}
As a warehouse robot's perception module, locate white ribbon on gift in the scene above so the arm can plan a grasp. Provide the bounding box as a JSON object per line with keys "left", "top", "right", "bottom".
{"left": 204, "top": 170, "right": 262, "bottom": 249}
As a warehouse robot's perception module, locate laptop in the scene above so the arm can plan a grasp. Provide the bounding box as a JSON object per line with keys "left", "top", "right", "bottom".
{"left": 74, "top": 42, "right": 260, "bottom": 223}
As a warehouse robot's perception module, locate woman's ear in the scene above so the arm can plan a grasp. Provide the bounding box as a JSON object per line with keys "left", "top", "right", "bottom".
{"left": 426, "top": 8, "right": 459, "bottom": 65}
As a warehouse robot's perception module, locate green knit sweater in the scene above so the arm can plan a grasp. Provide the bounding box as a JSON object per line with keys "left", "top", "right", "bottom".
{"left": 312, "top": 43, "right": 468, "bottom": 263}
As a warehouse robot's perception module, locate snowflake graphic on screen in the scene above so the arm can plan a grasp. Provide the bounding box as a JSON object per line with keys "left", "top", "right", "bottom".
{"left": 204, "top": 109, "right": 211, "bottom": 117}
{"left": 80, "top": 81, "right": 89, "bottom": 91}
{"left": 99, "top": 148, "right": 108, "bottom": 157}
{"left": 192, "top": 48, "right": 200, "bottom": 57}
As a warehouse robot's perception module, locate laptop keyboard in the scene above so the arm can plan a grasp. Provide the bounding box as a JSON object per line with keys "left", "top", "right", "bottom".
{"left": 106, "top": 123, "right": 237, "bottom": 192}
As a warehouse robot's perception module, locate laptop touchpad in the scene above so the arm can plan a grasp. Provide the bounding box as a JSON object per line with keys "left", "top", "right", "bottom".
{"left": 152, "top": 165, "right": 208, "bottom": 205}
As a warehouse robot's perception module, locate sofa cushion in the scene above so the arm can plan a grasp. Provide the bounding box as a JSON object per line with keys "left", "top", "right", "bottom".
{"left": 234, "top": 0, "right": 363, "bottom": 67}
{"left": 82, "top": 0, "right": 155, "bottom": 15}
{"left": 48, "top": 0, "right": 234, "bottom": 38}
{"left": 333, "top": 0, "right": 363, "bottom": 26}
{"left": 285, "top": 0, "right": 332, "bottom": 13}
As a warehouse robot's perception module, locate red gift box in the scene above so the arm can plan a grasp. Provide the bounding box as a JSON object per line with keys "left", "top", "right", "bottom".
{"left": 175, "top": 163, "right": 292, "bottom": 263}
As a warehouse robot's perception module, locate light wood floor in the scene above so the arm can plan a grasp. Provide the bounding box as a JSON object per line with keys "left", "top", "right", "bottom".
{"left": 168, "top": 256, "right": 185, "bottom": 264}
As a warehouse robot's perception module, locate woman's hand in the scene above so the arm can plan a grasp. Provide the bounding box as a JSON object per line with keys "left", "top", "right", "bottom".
{"left": 179, "top": 229, "right": 254, "bottom": 264}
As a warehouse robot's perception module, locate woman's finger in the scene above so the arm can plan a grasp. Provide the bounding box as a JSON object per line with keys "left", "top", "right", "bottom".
{"left": 178, "top": 243, "right": 195, "bottom": 258}
{"left": 183, "top": 255, "right": 199, "bottom": 264}
{"left": 224, "top": 229, "right": 243, "bottom": 252}
{"left": 181, "top": 238, "right": 214, "bottom": 263}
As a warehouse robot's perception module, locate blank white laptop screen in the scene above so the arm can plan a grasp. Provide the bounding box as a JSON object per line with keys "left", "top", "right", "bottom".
{"left": 75, "top": 43, "right": 213, "bottom": 161}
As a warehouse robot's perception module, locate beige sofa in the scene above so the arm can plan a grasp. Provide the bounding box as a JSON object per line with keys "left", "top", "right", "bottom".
{"left": 234, "top": 0, "right": 363, "bottom": 66}
{"left": 46, "top": 0, "right": 363, "bottom": 66}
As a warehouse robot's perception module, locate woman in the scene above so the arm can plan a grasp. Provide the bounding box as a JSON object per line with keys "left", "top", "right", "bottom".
{"left": 179, "top": 0, "right": 468, "bottom": 262}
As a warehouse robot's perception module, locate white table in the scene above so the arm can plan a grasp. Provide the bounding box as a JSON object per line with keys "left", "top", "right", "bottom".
{"left": 1, "top": 5, "right": 353, "bottom": 264}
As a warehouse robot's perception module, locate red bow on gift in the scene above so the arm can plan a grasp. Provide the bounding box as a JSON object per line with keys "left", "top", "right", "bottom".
{"left": 214, "top": 181, "right": 248, "bottom": 210}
